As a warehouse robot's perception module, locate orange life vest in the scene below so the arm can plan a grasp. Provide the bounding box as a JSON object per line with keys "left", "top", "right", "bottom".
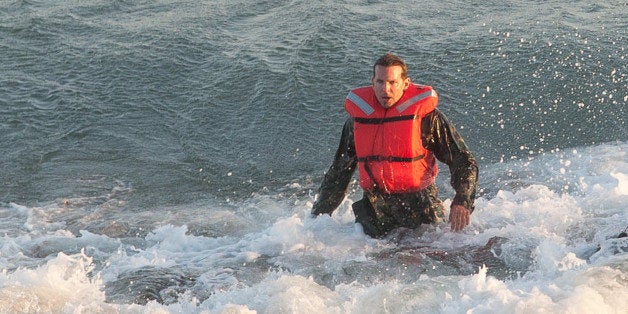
{"left": 344, "top": 83, "right": 438, "bottom": 194}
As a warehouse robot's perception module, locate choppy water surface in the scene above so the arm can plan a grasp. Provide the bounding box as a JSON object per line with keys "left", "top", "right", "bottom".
{"left": 0, "top": 0, "right": 626, "bottom": 312}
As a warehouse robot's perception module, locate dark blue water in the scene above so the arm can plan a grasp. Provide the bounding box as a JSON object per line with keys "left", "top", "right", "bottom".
{"left": 2, "top": 0, "right": 624, "bottom": 207}
{"left": 0, "top": 0, "right": 626, "bottom": 312}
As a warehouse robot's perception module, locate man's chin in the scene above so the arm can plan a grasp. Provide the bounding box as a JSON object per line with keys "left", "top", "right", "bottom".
{"left": 378, "top": 99, "right": 394, "bottom": 108}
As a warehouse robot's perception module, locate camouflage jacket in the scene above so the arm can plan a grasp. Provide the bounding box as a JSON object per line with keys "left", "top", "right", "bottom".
{"left": 312, "top": 109, "right": 478, "bottom": 216}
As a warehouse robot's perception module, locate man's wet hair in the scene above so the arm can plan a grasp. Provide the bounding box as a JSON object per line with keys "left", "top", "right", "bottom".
{"left": 373, "top": 53, "right": 408, "bottom": 78}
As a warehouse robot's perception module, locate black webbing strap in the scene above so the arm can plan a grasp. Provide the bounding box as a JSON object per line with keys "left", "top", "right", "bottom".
{"left": 357, "top": 154, "right": 425, "bottom": 163}
{"left": 353, "top": 114, "right": 417, "bottom": 125}
{"left": 362, "top": 163, "right": 391, "bottom": 202}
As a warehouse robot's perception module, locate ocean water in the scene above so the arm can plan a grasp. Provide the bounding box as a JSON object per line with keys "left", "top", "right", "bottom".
{"left": 0, "top": 0, "right": 626, "bottom": 313}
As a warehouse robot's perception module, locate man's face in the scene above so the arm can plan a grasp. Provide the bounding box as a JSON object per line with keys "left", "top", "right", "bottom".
{"left": 371, "top": 65, "right": 410, "bottom": 108}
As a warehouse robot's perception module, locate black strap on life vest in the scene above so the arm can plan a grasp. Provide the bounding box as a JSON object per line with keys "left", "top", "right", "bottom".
{"left": 362, "top": 161, "right": 381, "bottom": 192}
{"left": 359, "top": 154, "right": 425, "bottom": 194}
{"left": 353, "top": 114, "right": 417, "bottom": 125}
{"left": 357, "top": 154, "right": 425, "bottom": 163}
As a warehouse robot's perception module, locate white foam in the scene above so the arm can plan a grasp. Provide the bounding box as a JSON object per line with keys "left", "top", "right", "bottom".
{"left": 0, "top": 142, "right": 625, "bottom": 312}
{"left": 0, "top": 251, "right": 109, "bottom": 313}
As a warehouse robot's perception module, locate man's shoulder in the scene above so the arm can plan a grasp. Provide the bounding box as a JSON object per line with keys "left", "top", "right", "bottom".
{"left": 423, "top": 107, "right": 441, "bottom": 119}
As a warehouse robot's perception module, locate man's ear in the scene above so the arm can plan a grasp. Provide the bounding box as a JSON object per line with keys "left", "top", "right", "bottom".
{"left": 403, "top": 77, "right": 411, "bottom": 90}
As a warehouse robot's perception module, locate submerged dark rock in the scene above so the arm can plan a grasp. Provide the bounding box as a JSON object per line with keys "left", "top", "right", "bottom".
{"left": 373, "top": 236, "right": 528, "bottom": 279}
{"left": 308, "top": 236, "right": 533, "bottom": 290}
{"left": 105, "top": 266, "right": 196, "bottom": 305}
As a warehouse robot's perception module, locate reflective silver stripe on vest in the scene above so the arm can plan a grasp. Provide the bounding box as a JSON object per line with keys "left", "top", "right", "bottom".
{"left": 396, "top": 89, "right": 436, "bottom": 113}
{"left": 347, "top": 91, "right": 375, "bottom": 115}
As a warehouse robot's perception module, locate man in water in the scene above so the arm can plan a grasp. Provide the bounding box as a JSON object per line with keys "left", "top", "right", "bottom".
{"left": 312, "top": 53, "right": 478, "bottom": 237}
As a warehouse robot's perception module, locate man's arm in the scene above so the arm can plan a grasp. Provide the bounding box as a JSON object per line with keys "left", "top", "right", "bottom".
{"left": 311, "top": 118, "right": 358, "bottom": 216}
{"left": 422, "top": 109, "right": 478, "bottom": 230}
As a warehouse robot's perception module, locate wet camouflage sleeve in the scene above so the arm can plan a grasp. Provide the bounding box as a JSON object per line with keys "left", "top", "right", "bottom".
{"left": 421, "top": 109, "right": 479, "bottom": 212}
{"left": 311, "top": 118, "right": 357, "bottom": 216}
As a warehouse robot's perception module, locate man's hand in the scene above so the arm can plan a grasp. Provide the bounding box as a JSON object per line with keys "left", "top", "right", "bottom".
{"left": 449, "top": 204, "right": 470, "bottom": 232}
